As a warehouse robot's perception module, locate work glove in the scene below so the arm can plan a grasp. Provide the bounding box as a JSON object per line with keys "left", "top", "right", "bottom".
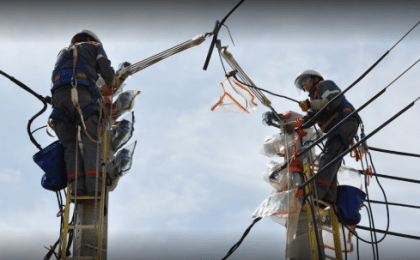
{"left": 299, "top": 99, "right": 311, "bottom": 112}
{"left": 116, "top": 61, "right": 131, "bottom": 81}
{"left": 101, "top": 76, "right": 120, "bottom": 96}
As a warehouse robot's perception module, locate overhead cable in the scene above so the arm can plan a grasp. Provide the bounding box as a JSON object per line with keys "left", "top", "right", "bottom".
{"left": 233, "top": 75, "right": 299, "bottom": 103}
{"left": 125, "top": 35, "right": 206, "bottom": 76}
{"left": 296, "top": 55, "right": 420, "bottom": 158}
{"left": 369, "top": 146, "right": 420, "bottom": 158}
{"left": 221, "top": 217, "right": 262, "bottom": 260}
{"left": 0, "top": 70, "right": 49, "bottom": 150}
{"left": 355, "top": 225, "right": 420, "bottom": 240}
{"left": 203, "top": 0, "right": 245, "bottom": 70}
{"left": 299, "top": 96, "right": 420, "bottom": 190}
{"left": 366, "top": 200, "right": 420, "bottom": 210}
{"left": 301, "top": 19, "right": 420, "bottom": 129}
{"left": 370, "top": 173, "right": 420, "bottom": 184}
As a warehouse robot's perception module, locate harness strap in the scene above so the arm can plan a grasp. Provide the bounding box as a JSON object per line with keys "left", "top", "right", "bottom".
{"left": 320, "top": 111, "right": 339, "bottom": 131}
{"left": 85, "top": 170, "right": 101, "bottom": 176}
{"left": 51, "top": 43, "right": 100, "bottom": 101}
{"left": 67, "top": 172, "right": 84, "bottom": 179}
{"left": 71, "top": 45, "right": 79, "bottom": 105}
{"left": 315, "top": 178, "right": 338, "bottom": 188}
{"left": 75, "top": 103, "right": 100, "bottom": 126}
{"left": 51, "top": 42, "right": 103, "bottom": 145}
{"left": 49, "top": 102, "right": 100, "bottom": 126}
{"left": 50, "top": 108, "right": 72, "bottom": 125}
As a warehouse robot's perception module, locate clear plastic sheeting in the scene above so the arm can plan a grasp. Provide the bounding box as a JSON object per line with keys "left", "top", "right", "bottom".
{"left": 112, "top": 90, "right": 141, "bottom": 121}
{"left": 252, "top": 189, "right": 303, "bottom": 237}
{"left": 210, "top": 77, "right": 258, "bottom": 114}
{"left": 252, "top": 189, "right": 303, "bottom": 218}
{"left": 259, "top": 111, "right": 317, "bottom": 158}
{"left": 277, "top": 111, "right": 306, "bottom": 127}
{"left": 254, "top": 110, "right": 319, "bottom": 258}
{"left": 263, "top": 161, "right": 287, "bottom": 190}
{"left": 337, "top": 166, "right": 363, "bottom": 189}
{"left": 110, "top": 112, "right": 135, "bottom": 152}
{"left": 107, "top": 141, "right": 137, "bottom": 180}
{"left": 263, "top": 161, "right": 303, "bottom": 191}
{"left": 259, "top": 133, "right": 297, "bottom": 158}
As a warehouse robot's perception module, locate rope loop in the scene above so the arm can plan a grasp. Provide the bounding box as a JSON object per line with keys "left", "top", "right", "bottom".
{"left": 295, "top": 117, "right": 307, "bottom": 139}
{"left": 364, "top": 166, "right": 373, "bottom": 178}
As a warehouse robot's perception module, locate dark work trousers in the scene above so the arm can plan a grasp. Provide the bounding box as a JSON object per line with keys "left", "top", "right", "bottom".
{"left": 52, "top": 84, "right": 103, "bottom": 195}
{"left": 315, "top": 117, "right": 359, "bottom": 203}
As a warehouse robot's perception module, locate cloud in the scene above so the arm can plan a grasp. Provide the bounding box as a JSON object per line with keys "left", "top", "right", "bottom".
{"left": 1, "top": 3, "right": 420, "bottom": 259}
{"left": 0, "top": 168, "right": 21, "bottom": 183}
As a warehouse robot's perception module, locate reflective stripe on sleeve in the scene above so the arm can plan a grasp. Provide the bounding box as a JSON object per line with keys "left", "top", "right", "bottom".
{"left": 321, "top": 89, "right": 340, "bottom": 99}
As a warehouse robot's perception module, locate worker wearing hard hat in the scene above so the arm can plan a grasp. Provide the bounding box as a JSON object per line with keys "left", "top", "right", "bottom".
{"left": 286, "top": 70, "right": 360, "bottom": 204}
{"left": 49, "top": 30, "right": 118, "bottom": 196}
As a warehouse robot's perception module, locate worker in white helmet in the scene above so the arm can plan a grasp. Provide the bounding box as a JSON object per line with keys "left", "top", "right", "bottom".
{"left": 286, "top": 70, "right": 360, "bottom": 205}
{"left": 49, "top": 30, "right": 119, "bottom": 196}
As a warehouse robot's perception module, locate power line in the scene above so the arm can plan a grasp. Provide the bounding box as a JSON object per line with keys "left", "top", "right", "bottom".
{"left": 369, "top": 146, "right": 420, "bottom": 158}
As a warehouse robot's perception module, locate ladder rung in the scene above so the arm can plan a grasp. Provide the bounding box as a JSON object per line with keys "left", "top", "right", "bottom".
{"left": 70, "top": 196, "right": 101, "bottom": 200}
{"left": 68, "top": 225, "right": 98, "bottom": 230}
{"left": 322, "top": 227, "right": 334, "bottom": 233}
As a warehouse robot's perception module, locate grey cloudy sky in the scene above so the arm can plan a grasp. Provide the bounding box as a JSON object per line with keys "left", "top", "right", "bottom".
{"left": 1, "top": 0, "right": 420, "bottom": 259}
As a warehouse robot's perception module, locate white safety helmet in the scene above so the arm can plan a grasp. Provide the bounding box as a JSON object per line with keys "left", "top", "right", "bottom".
{"left": 294, "top": 70, "right": 324, "bottom": 91}
{"left": 71, "top": 29, "right": 102, "bottom": 45}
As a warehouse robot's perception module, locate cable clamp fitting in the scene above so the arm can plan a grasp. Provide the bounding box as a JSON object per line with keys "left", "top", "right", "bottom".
{"left": 363, "top": 166, "right": 373, "bottom": 178}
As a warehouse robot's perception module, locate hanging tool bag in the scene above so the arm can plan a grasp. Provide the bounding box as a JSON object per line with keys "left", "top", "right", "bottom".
{"left": 336, "top": 185, "right": 366, "bottom": 225}
{"left": 33, "top": 140, "right": 67, "bottom": 191}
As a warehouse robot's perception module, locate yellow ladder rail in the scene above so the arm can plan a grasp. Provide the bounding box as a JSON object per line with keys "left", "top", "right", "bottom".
{"left": 303, "top": 162, "right": 320, "bottom": 260}
{"left": 330, "top": 208, "right": 343, "bottom": 260}
{"left": 60, "top": 132, "right": 108, "bottom": 260}
{"left": 303, "top": 162, "right": 344, "bottom": 260}
{"left": 96, "top": 132, "right": 108, "bottom": 260}
{"left": 60, "top": 183, "right": 72, "bottom": 260}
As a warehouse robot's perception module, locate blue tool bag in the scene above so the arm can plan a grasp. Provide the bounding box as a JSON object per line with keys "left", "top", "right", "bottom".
{"left": 33, "top": 140, "right": 67, "bottom": 191}
{"left": 336, "top": 185, "right": 366, "bottom": 226}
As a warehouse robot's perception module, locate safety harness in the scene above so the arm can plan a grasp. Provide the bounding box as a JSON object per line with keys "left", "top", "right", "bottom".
{"left": 310, "top": 85, "right": 359, "bottom": 150}
{"left": 49, "top": 42, "right": 102, "bottom": 128}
